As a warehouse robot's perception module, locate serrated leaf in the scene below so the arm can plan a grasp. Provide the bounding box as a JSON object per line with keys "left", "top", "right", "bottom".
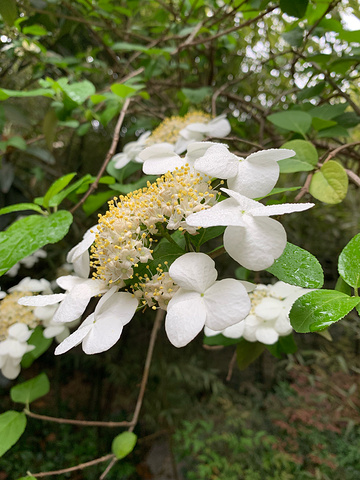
{"left": 236, "top": 340, "right": 265, "bottom": 370}
{"left": 21, "top": 326, "right": 53, "bottom": 368}
{"left": 0, "top": 203, "right": 45, "bottom": 216}
{"left": 279, "top": 139, "right": 318, "bottom": 173}
{"left": 0, "top": 211, "right": 73, "bottom": 276}
{"left": 267, "top": 111, "right": 312, "bottom": 136}
{"left": 267, "top": 242, "right": 324, "bottom": 288}
{"left": 0, "top": 411, "right": 26, "bottom": 457}
{"left": 10, "top": 373, "right": 50, "bottom": 405}
{"left": 338, "top": 233, "right": 360, "bottom": 288}
{"left": 309, "top": 160, "right": 348, "bottom": 204}
{"left": 43, "top": 173, "right": 76, "bottom": 208}
{"left": 112, "top": 431, "right": 137, "bottom": 460}
{"left": 290, "top": 290, "right": 360, "bottom": 333}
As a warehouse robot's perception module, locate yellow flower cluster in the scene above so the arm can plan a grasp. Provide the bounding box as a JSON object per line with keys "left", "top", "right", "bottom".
{"left": 0, "top": 291, "right": 39, "bottom": 341}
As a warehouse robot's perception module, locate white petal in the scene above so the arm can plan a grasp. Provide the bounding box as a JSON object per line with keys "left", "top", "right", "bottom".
{"left": 138, "top": 143, "right": 183, "bottom": 174}
{"left": 8, "top": 323, "right": 32, "bottom": 342}
{"left": 67, "top": 227, "right": 96, "bottom": 265}
{"left": 204, "top": 279, "right": 250, "bottom": 330}
{"left": 254, "top": 298, "right": 283, "bottom": 321}
{"left": 222, "top": 320, "right": 246, "bottom": 338}
{"left": 43, "top": 325, "right": 65, "bottom": 339}
{"left": 251, "top": 202, "right": 314, "bottom": 217}
{"left": 185, "top": 141, "right": 223, "bottom": 164}
{"left": 72, "top": 251, "right": 90, "bottom": 278}
{"left": 204, "top": 326, "right": 221, "bottom": 337}
{"left": 18, "top": 293, "right": 66, "bottom": 307}
{"left": 223, "top": 217, "right": 287, "bottom": 270}
{"left": 56, "top": 275, "right": 85, "bottom": 291}
{"left": 246, "top": 148, "right": 295, "bottom": 164}
{"left": 194, "top": 144, "right": 239, "bottom": 179}
{"left": 228, "top": 159, "right": 279, "bottom": 198}
{"left": 54, "top": 321, "right": 93, "bottom": 355}
{"left": 255, "top": 326, "right": 279, "bottom": 345}
{"left": 274, "top": 313, "right": 293, "bottom": 335}
{"left": 220, "top": 188, "right": 261, "bottom": 210}
{"left": 186, "top": 198, "right": 246, "bottom": 228}
{"left": 169, "top": 253, "right": 217, "bottom": 292}
{"left": 165, "top": 293, "right": 206, "bottom": 347}
{"left": 113, "top": 152, "right": 131, "bottom": 169}
{"left": 1, "top": 359, "right": 21, "bottom": 379}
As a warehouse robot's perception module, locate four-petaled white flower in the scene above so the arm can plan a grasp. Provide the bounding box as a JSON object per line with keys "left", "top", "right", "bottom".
{"left": 112, "top": 131, "right": 151, "bottom": 169}
{"left": 186, "top": 188, "right": 314, "bottom": 271}
{"left": 55, "top": 288, "right": 138, "bottom": 355}
{"left": 138, "top": 141, "right": 219, "bottom": 175}
{"left": 194, "top": 144, "right": 295, "bottom": 198}
{"left": 0, "top": 323, "right": 35, "bottom": 379}
{"left": 175, "top": 114, "right": 231, "bottom": 154}
{"left": 165, "top": 252, "right": 251, "bottom": 348}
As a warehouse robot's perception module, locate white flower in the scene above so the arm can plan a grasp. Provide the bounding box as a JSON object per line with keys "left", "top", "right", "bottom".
{"left": 165, "top": 253, "right": 250, "bottom": 348}
{"left": 55, "top": 288, "right": 138, "bottom": 355}
{"left": 186, "top": 188, "right": 314, "bottom": 270}
{"left": 6, "top": 249, "right": 47, "bottom": 277}
{"left": 138, "top": 141, "right": 217, "bottom": 175}
{"left": 111, "top": 131, "right": 151, "bottom": 169}
{"left": 18, "top": 275, "right": 109, "bottom": 324}
{"left": 0, "top": 323, "right": 34, "bottom": 379}
{"left": 175, "top": 114, "right": 231, "bottom": 154}
{"left": 194, "top": 145, "right": 295, "bottom": 198}
{"left": 67, "top": 225, "right": 98, "bottom": 278}
{"left": 206, "top": 281, "right": 308, "bottom": 345}
{"left": 8, "top": 277, "right": 52, "bottom": 294}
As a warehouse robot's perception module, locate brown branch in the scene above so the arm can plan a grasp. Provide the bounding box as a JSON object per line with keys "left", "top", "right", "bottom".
{"left": 24, "top": 409, "right": 132, "bottom": 427}
{"left": 322, "top": 141, "right": 360, "bottom": 163}
{"left": 346, "top": 169, "right": 360, "bottom": 187}
{"left": 70, "top": 97, "right": 131, "bottom": 214}
{"left": 30, "top": 453, "right": 114, "bottom": 478}
{"left": 226, "top": 349, "right": 238, "bottom": 382}
{"left": 295, "top": 172, "right": 313, "bottom": 202}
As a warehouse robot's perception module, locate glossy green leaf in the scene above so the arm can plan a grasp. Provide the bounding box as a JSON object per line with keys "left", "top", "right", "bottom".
{"left": 267, "top": 242, "right": 324, "bottom": 288}
{"left": 10, "top": 373, "right": 50, "bottom": 405}
{"left": 280, "top": 0, "right": 308, "bottom": 18}
{"left": 309, "top": 160, "right": 348, "bottom": 204}
{"left": 111, "top": 84, "right": 137, "bottom": 98}
{"left": 334, "top": 276, "right": 352, "bottom": 296}
{"left": 0, "top": 211, "right": 73, "bottom": 276}
{"left": 61, "top": 81, "right": 96, "bottom": 105}
{"left": 43, "top": 173, "right": 76, "bottom": 208}
{"left": 190, "top": 226, "right": 226, "bottom": 247}
{"left": 0, "top": 203, "right": 45, "bottom": 216}
{"left": 0, "top": 0, "right": 17, "bottom": 26}
{"left": 0, "top": 411, "right": 26, "bottom": 457}
{"left": 112, "top": 431, "right": 137, "bottom": 460}
{"left": 290, "top": 290, "right": 360, "bottom": 332}
{"left": 267, "top": 111, "right": 312, "bottom": 136}
{"left": 237, "top": 340, "right": 265, "bottom": 370}
{"left": 338, "top": 233, "right": 360, "bottom": 288}
{"left": 21, "top": 326, "right": 53, "bottom": 368}
{"left": 279, "top": 139, "right": 318, "bottom": 173}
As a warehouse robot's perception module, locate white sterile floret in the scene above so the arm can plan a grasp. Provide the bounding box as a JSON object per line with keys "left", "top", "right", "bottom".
{"left": 8, "top": 277, "right": 52, "bottom": 294}
{"left": 175, "top": 114, "right": 231, "bottom": 154}
{"left": 55, "top": 288, "right": 138, "bottom": 355}
{"left": 138, "top": 141, "right": 219, "bottom": 176}
{"left": 186, "top": 188, "right": 314, "bottom": 271}
{"left": 0, "top": 323, "right": 35, "bottom": 379}
{"left": 165, "top": 252, "right": 250, "bottom": 348}
{"left": 194, "top": 145, "right": 296, "bottom": 198}
{"left": 205, "top": 281, "right": 308, "bottom": 345}
{"left": 112, "top": 131, "right": 151, "bottom": 169}
{"left": 67, "top": 225, "right": 98, "bottom": 278}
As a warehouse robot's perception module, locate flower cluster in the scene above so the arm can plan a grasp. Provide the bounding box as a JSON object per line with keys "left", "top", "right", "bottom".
{"left": 205, "top": 281, "right": 309, "bottom": 345}
{"left": 15, "top": 117, "right": 314, "bottom": 361}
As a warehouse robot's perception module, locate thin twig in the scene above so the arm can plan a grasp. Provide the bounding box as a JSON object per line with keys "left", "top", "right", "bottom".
{"left": 322, "top": 141, "right": 360, "bottom": 163}
{"left": 226, "top": 349, "right": 238, "bottom": 382}
{"left": 30, "top": 453, "right": 114, "bottom": 478}
{"left": 24, "top": 409, "right": 132, "bottom": 427}
{"left": 295, "top": 172, "right": 313, "bottom": 202}
{"left": 346, "top": 169, "right": 360, "bottom": 187}
{"left": 70, "top": 97, "right": 131, "bottom": 214}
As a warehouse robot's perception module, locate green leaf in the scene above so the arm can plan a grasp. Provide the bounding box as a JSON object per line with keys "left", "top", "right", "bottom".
{"left": 16, "top": 477, "right": 37, "bottom": 480}
{"left": 280, "top": 0, "right": 308, "bottom": 18}
{"left": 7, "top": 136, "right": 27, "bottom": 150}
{"left": 0, "top": 0, "right": 17, "bottom": 26}
{"left": 317, "top": 125, "right": 349, "bottom": 138}
{"left": 236, "top": 340, "right": 265, "bottom": 370}
{"left": 203, "top": 333, "right": 241, "bottom": 347}
{"left": 267, "top": 242, "right": 324, "bottom": 288}
{"left": 106, "top": 158, "right": 141, "bottom": 182}
{"left": 334, "top": 276, "right": 352, "bottom": 296}
{"left": 112, "top": 431, "right": 137, "bottom": 460}
{"left": 43, "top": 109, "right": 58, "bottom": 150}
{"left": 111, "top": 84, "right": 137, "bottom": 98}
{"left": 266, "top": 334, "right": 297, "bottom": 359}
{"left": 10, "top": 373, "right": 50, "bottom": 405}
{"left": 0, "top": 203, "right": 45, "bottom": 216}
{"left": 22, "top": 25, "right": 48, "bottom": 36}
{"left": 279, "top": 139, "right": 318, "bottom": 173}
{"left": 296, "top": 82, "right": 326, "bottom": 101}
{"left": 282, "top": 26, "right": 304, "bottom": 47}
{"left": 309, "top": 160, "right": 348, "bottom": 204}
{"left": 190, "top": 226, "right": 226, "bottom": 247}
{"left": 181, "top": 87, "right": 213, "bottom": 103}
{"left": 21, "top": 326, "right": 53, "bottom": 368}
{"left": 290, "top": 290, "right": 360, "bottom": 333}
{"left": 0, "top": 211, "right": 73, "bottom": 276}
{"left": 0, "top": 411, "right": 26, "bottom": 457}
{"left": 267, "top": 111, "right": 312, "bottom": 136}
{"left": 309, "top": 103, "right": 348, "bottom": 121}
{"left": 0, "top": 88, "right": 53, "bottom": 99}
{"left": 112, "top": 176, "right": 157, "bottom": 194}
{"left": 338, "top": 233, "right": 360, "bottom": 288}
{"left": 90, "top": 94, "right": 107, "bottom": 104}
{"left": 62, "top": 81, "right": 96, "bottom": 105}
{"left": 43, "top": 173, "right": 76, "bottom": 208}
{"left": 311, "top": 117, "right": 337, "bottom": 131}
{"left": 83, "top": 190, "right": 117, "bottom": 216}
